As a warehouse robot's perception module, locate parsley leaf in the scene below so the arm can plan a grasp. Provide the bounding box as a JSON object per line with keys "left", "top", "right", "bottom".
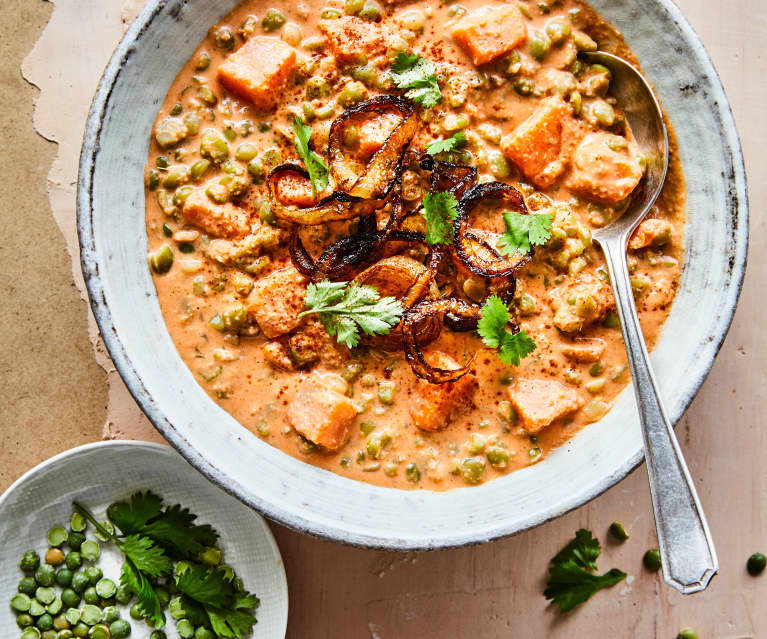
{"left": 292, "top": 117, "right": 329, "bottom": 199}
{"left": 120, "top": 534, "right": 173, "bottom": 577}
{"left": 477, "top": 296, "right": 536, "bottom": 366}
{"left": 497, "top": 211, "right": 553, "bottom": 257}
{"left": 391, "top": 52, "right": 442, "bottom": 108}
{"left": 421, "top": 191, "right": 459, "bottom": 245}
{"left": 299, "top": 280, "right": 404, "bottom": 348}
{"left": 425, "top": 132, "right": 467, "bottom": 155}
{"left": 544, "top": 529, "right": 627, "bottom": 612}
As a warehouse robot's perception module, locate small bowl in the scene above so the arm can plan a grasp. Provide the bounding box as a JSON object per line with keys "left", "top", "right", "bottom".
{"left": 0, "top": 441, "right": 288, "bottom": 638}
{"left": 77, "top": 0, "right": 748, "bottom": 549}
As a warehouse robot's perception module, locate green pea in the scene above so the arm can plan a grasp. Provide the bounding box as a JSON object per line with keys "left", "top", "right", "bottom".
{"left": 173, "top": 185, "right": 194, "bottom": 207}
{"left": 18, "top": 613, "right": 35, "bottom": 629}
{"left": 200, "top": 128, "right": 230, "bottom": 163}
{"left": 52, "top": 614, "right": 69, "bottom": 630}
{"left": 513, "top": 77, "right": 536, "bottom": 96}
{"left": 592, "top": 100, "right": 615, "bottom": 127}
{"left": 35, "top": 564, "right": 56, "bottom": 587}
{"left": 301, "top": 101, "right": 317, "bottom": 122}
{"left": 343, "top": 125, "right": 359, "bottom": 148}
{"left": 21, "top": 628, "right": 42, "bottom": 639}
{"left": 88, "top": 624, "right": 110, "bottom": 639}
{"left": 21, "top": 550, "right": 41, "bottom": 573}
{"left": 545, "top": 19, "right": 571, "bottom": 44}
{"left": 65, "top": 535, "right": 84, "bottom": 555}
{"left": 358, "top": 0, "right": 381, "bottom": 19}
{"left": 80, "top": 605, "right": 102, "bottom": 626}
{"left": 58, "top": 631, "right": 75, "bottom": 639}
{"left": 195, "top": 50, "right": 211, "bottom": 71}
{"left": 529, "top": 31, "right": 551, "bottom": 61}
{"left": 149, "top": 632, "right": 167, "bottom": 639}
{"left": 177, "top": 619, "right": 195, "bottom": 639}
{"left": 747, "top": 552, "right": 766, "bottom": 576}
{"left": 37, "top": 613, "right": 54, "bottom": 630}
{"left": 573, "top": 30, "right": 598, "bottom": 52}
{"left": 46, "top": 547, "right": 66, "bottom": 566}
{"left": 262, "top": 8, "right": 286, "bottom": 31}
{"left": 83, "top": 587, "right": 98, "bottom": 605}
{"left": 29, "top": 599, "right": 47, "bottom": 617}
{"left": 377, "top": 380, "right": 395, "bottom": 405}
{"left": 65, "top": 609, "right": 81, "bottom": 626}
{"left": 113, "top": 585, "right": 133, "bottom": 606}
{"left": 405, "top": 462, "right": 421, "bottom": 483}
{"left": 150, "top": 245, "right": 174, "bottom": 275}
{"left": 213, "top": 25, "right": 235, "bottom": 50}
{"left": 169, "top": 596, "right": 186, "bottom": 620}
{"left": 36, "top": 587, "right": 56, "bottom": 605}
{"left": 48, "top": 526, "right": 68, "bottom": 547}
{"left": 41, "top": 631, "right": 57, "bottom": 639}
{"left": 12, "top": 592, "right": 33, "bottom": 612}
{"left": 128, "top": 603, "right": 144, "bottom": 621}
{"left": 643, "top": 548, "right": 662, "bottom": 572}
{"left": 80, "top": 540, "right": 100, "bottom": 562}
{"left": 321, "top": 7, "right": 342, "bottom": 18}
{"left": 484, "top": 150, "right": 510, "bottom": 180}
{"left": 461, "top": 457, "right": 486, "bottom": 484}
{"left": 183, "top": 112, "right": 201, "bottom": 135}
{"left": 19, "top": 576, "right": 38, "bottom": 595}
{"left": 108, "top": 619, "right": 130, "bottom": 639}
{"left": 70, "top": 570, "right": 89, "bottom": 594}
{"left": 73, "top": 623, "right": 89, "bottom": 638}
{"left": 609, "top": 521, "right": 630, "bottom": 542}
{"left": 447, "top": 4, "right": 466, "bottom": 17}
{"left": 345, "top": 0, "right": 364, "bottom": 13}
{"left": 337, "top": 81, "right": 368, "bottom": 108}
{"left": 676, "top": 629, "right": 698, "bottom": 639}
{"left": 486, "top": 447, "right": 509, "bottom": 469}
{"left": 197, "top": 84, "right": 217, "bottom": 106}
{"left": 67, "top": 531, "right": 86, "bottom": 551}
{"left": 94, "top": 578, "right": 117, "bottom": 599}
{"left": 233, "top": 142, "right": 258, "bottom": 162}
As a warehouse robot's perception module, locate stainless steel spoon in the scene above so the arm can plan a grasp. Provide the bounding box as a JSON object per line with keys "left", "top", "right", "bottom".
{"left": 581, "top": 51, "right": 717, "bottom": 594}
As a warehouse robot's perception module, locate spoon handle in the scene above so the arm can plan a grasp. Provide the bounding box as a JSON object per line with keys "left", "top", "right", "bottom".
{"left": 599, "top": 236, "right": 718, "bottom": 594}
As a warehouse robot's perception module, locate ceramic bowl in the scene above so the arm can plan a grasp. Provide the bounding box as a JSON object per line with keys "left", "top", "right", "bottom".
{"left": 0, "top": 441, "right": 288, "bottom": 638}
{"left": 77, "top": 0, "right": 748, "bottom": 549}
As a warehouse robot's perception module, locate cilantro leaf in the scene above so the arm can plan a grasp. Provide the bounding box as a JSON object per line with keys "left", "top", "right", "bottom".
{"left": 425, "top": 132, "right": 467, "bottom": 156}
{"left": 206, "top": 606, "right": 258, "bottom": 638}
{"left": 121, "top": 561, "right": 166, "bottom": 627}
{"left": 477, "top": 296, "right": 536, "bottom": 366}
{"left": 391, "top": 52, "right": 442, "bottom": 108}
{"left": 544, "top": 560, "right": 627, "bottom": 612}
{"left": 140, "top": 503, "right": 219, "bottom": 560}
{"left": 108, "top": 491, "right": 163, "bottom": 535}
{"left": 421, "top": 191, "right": 459, "bottom": 245}
{"left": 292, "top": 117, "right": 329, "bottom": 199}
{"left": 119, "top": 534, "right": 173, "bottom": 577}
{"left": 544, "top": 528, "right": 627, "bottom": 612}
{"left": 497, "top": 211, "right": 553, "bottom": 257}
{"left": 299, "top": 280, "right": 404, "bottom": 348}
{"left": 176, "top": 564, "right": 234, "bottom": 609}
{"left": 551, "top": 528, "right": 601, "bottom": 571}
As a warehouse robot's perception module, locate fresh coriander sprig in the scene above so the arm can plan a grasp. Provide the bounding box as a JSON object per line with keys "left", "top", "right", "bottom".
{"left": 292, "top": 116, "right": 329, "bottom": 199}
{"left": 497, "top": 210, "right": 553, "bottom": 257}
{"left": 391, "top": 52, "right": 442, "bottom": 108}
{"left": 544, "top": 529, "right": 627, "bottom": 612}
{"left": 425, "top": 131, "right": 468, "bottom": 156}
{"left": 299, "top": 280, "right": 404, "bottom": 348}
{"left": 421, "top": 191, "right": 459, "bottom": 245}
{"left": 477, "top": 295, "right": 536, "bottom": 366}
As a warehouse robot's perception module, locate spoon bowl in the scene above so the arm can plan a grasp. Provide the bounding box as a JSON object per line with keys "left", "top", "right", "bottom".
{"left": 582, "top": 51, "right": 718, "bottom": 594}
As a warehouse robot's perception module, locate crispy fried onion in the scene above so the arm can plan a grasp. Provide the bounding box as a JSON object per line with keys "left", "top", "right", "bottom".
{"left": 267, "top": 163, "right": 379, "bottom": 225}
{"left": 402, "top": 298, "right": 482, "bottom": 383}
{"left": 328, "top": 95, "right": 418, "bottom": 200}
{"left": 452, "top": 181, "right": 533, "bottom": 278}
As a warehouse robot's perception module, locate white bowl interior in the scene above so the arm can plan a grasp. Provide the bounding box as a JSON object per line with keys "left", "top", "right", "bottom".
{"left": 0, "top": 442, "right": 288, "bottom": 638}
{"left": 78, "top": 0, "right": 747, "bottom": 548}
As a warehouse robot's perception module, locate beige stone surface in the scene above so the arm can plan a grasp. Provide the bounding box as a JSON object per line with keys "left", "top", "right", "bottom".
{"left": 1, "top": 0, "right": 764, "bottom": 637}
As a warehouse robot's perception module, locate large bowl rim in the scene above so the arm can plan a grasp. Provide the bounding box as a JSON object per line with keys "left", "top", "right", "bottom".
{"left": 77, "top": 0, "right": 749, "bottom": 550}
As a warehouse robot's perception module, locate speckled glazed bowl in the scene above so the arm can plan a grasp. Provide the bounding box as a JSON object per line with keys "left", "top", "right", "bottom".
{"left": 78, "top": 0, "right": 748, "bottom": 549}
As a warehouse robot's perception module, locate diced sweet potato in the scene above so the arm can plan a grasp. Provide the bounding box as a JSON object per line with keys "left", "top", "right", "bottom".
{"left": 508, "top": 378, "right": 583, "bottom": 434}
{"left": 246, "top": 265, "right": 308, "bottom": 338}
{"left": 217, "top": 36, "right": 296, "bottom": 111}
{"left": 560, "top": 338, "right": 606, "bottom": 363}
{"left": 628, "top": 218, "right": 672, "bottom": 250}
{"left": 182, "top": 189, "right": 251, "bottom": 238}
{"left": 409, "top": 352, "right": 477, "bottom": 432}
{"left": 566, "top": 132, "right": 644, "bottom": 203}
{"left": 320, "top": 17, "right": 387, "bottom": 64}
{"left": 274, "top": 171, "right": 320, "bottom": 208}
{"left": 500, "top": 97, "right": 575, "bottom": 189}
{"left": 262, "top": 340, "right": 294, "bottom": 370}
{"left": 451, "top": 5, "right": 528, "bottom": 66}
{"left": 357, "top": 112, "right": 401, "bottom": 158}
{"left": 550, "top": 273, "right": 614, "bottom": 333}
{"left": 289, "top": 372, "right": 357, "bottom": 451}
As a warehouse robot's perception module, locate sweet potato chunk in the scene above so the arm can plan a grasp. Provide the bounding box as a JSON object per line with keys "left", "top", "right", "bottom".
{"left": 550, "top": 273, "right": 614, "bottom": 334}
{"left": 560, "top": 338, "right": 606, "bottom": 363}
{"left": 508, "top": 378, "right": 583, "bottom": 434}
{"left": 289, "top": 373, "right": 357, "bottom": 451}
{"left": 182, "top": 189, "right": 251, "bottom": 238}
{"left": 217, "top": 36, "right": 296, "bottom": 111}
{"left": 320, "top": 17, "right": 387, "bottom": 64}
{"left": 451, "top": 5, "right": 528, "bottom": 66}
{"left": 409, "top": 352, "right": 477, "bottom": 432}
{"left": 246, "top": 265, "right": 308, "bottom": 338}
{"left": 566, "top": 132, "right": 644, "bottom": 203}
{"left": 501, "top": 98, "right": 575, "bottom": 189}
{"left": 357, "top": 112, "right": 401, "bottom": 158}
{"left": 628, "top": 218, "right": 672, "bottom": 250}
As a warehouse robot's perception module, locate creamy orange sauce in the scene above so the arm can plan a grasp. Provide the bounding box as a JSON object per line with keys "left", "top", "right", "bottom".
{"left": 144, "top": 0, "right": 686, "bottom": 490}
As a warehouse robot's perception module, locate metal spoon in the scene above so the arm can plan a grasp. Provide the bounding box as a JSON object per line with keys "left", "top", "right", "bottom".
{"left": 582, "top": 51, "right": 717, "bottom": 594}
